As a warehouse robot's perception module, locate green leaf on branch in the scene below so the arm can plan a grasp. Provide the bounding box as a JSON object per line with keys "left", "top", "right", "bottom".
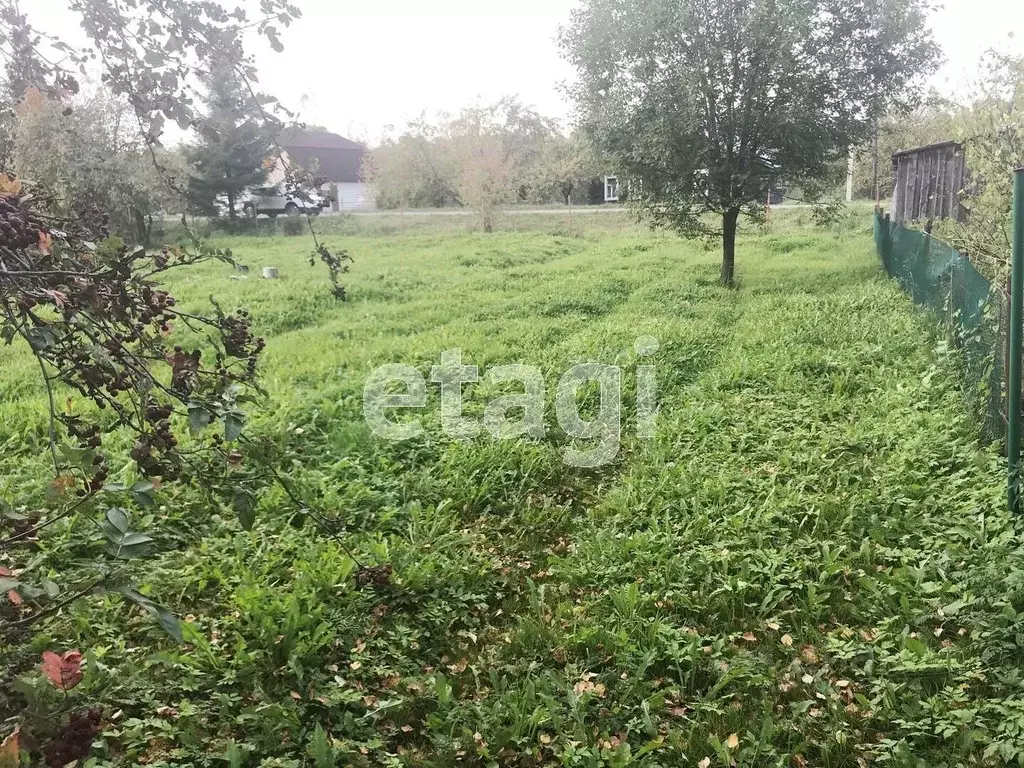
{"left": 106, "top": 507, "right": 129, "bottom": 532}
{"left": 118, "top": 587, "right": 182, "bottom": 642}
{"left": 25, "top": 326, "right": 57, "bottom": 351}
{"left": 100, "top": 508, "right": 153, "bottom": 559}
{"left": 95, "top": 236, "right": 125, "bottom": 265}
{"left": 188, "top": 404, "right": 212, "bottom": 435}
{"left": 224, "top": 411, "right": 245, "bottom": 442}
{"left": 233, "top": 490, "right": 256, "bottom": 531}
{"left": 58, "top": 444, "right": 95, "bottom": 470}
{"left": 132, "top": 480, "right": 156, "bottom": 507}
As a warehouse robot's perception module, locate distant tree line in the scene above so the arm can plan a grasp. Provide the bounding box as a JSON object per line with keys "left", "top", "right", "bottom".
{"left": 363, "top": 97, "right": 609, "bottom": 230}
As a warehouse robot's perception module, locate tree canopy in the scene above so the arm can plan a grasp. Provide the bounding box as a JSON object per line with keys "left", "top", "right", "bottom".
{"left": 12, "top": 87, "right": 181, "bottom": 244}
{"left": 561, "top": 0, "right": 940, "bottom": 284}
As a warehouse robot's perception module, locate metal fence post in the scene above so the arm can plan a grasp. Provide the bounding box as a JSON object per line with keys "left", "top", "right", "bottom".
{"left": 1008, "top": 169, "right": 1024, "bottom": 514}
{"left": 882, "top": 212, "right": 892, "bottom": 271}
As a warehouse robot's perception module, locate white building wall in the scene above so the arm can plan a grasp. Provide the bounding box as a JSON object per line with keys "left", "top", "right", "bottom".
{"left": 333, "top": 182, "right": 374, "bottom": 212}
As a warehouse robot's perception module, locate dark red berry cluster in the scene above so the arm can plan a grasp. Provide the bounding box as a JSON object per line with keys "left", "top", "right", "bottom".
{"left": 356, "top": 564, "right": 393, "bottom": 590}
{"left": 140, "top": 284, "right": 176, "bottom": 333}
{"left": 220, "top": 310, "right": 262, "bottom": 358}
{"left": 63, "top": 416, "right": 110, "bottom": 493}
{"left": 0, "top": 196, "right": 42, "bottom": 251}
{"left": 43, "top": 708, "right": 102, "bottom": 767}
{"left": 2, "top": 177, "right": 266, "bottom": 501}
{"left": 130, "top": 420, "right": 180, "bottom": 480}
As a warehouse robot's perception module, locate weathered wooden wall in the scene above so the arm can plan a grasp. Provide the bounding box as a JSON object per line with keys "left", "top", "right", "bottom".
{"left": 890, "top": 141, "right": 967, "bottom": 225}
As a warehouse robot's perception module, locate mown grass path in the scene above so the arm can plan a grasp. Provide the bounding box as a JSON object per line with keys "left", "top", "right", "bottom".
{"left": 2, "top": 216, "right": 1020, "bottom": 767}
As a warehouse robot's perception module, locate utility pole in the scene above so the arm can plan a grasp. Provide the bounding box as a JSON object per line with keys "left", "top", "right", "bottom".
{"left": 871, "top": 121, "right": 879, "bottom": 203}
{"left": 846, "top": 147, "right": 854, "bottom": 203}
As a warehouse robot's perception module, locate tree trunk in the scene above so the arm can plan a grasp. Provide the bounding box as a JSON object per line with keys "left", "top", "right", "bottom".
{"left": 721, "top": 207, "right": 740, "bottom": 286}
{"left": 132, "top": 208, "right": 151, "bottom": 247}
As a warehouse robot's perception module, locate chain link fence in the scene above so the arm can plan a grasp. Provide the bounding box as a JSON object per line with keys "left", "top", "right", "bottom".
{"left": 874, "top": 211, "right": 1007, "bottom": 443}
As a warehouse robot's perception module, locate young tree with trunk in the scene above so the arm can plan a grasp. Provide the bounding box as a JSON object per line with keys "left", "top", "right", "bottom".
{"left": 185, "top": 66, "right": 274, "bottom": 217}
{"left": 450, "top": 105, "right": 519, "bottom": 232}
{"left": 533, "top": 133, "right": 602, "bottom": 228}
{"left": 560, "top": 0, "right": 939, "bottom": 285}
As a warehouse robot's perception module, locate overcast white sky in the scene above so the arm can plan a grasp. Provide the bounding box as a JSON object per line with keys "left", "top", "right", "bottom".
{"left": 25, "top": 0, "right": 1024, "bottom": 143}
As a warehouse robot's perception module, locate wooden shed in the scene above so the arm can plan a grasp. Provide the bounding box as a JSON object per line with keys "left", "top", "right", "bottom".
{"left": 890, "top": 140, "right": 967, "bottom": 225}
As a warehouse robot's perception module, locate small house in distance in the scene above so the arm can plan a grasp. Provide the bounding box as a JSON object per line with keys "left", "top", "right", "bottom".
{"left": 274, "top": 128, "right": 373, "bottom": 212}
{"left": 603, "top": 174, "right": 620, "bottom": 202}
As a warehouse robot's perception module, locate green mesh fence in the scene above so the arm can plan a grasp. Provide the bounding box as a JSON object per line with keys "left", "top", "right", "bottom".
{"left": 874, "top": 211, "right": 1007, "bottom": 442}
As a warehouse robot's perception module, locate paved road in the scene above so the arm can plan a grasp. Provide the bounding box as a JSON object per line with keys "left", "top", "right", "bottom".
{"left": 337, "top": 204, "right": 813, "bottom": 217}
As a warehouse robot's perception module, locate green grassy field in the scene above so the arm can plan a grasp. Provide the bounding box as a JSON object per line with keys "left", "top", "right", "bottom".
{"left": 3, "top": 211, "right": 1023, "bottom": 767}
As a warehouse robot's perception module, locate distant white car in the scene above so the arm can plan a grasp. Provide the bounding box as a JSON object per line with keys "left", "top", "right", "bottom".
{"left": 215, "top": 186, "right": 327, "bottom": 218}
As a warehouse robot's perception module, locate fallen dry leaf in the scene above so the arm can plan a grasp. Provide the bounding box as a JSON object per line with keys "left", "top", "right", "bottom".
{"left": 0, "top": 176, "right": 22, "bottom": 198}
{"left": 0, "top": 726, "right": 20, "bottom": 767}
{"left": 41, "top": 650, "right": 84, "bottom": 690}
{"left": 1, "top": 567, "right": 21, "bottom": 607}
{"left": 780, "top": 633, "right": 793, "bottom": 647}
{"left": 38, "top": 230, "right": 53, "bottom": 256}
{"left": 52, "top": 474, "right": 76, "bottom": 496}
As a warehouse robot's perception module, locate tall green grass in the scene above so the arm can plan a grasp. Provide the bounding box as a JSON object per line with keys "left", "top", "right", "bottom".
{"left": 1, "top": 210, "right": 1018, "bottom": 767}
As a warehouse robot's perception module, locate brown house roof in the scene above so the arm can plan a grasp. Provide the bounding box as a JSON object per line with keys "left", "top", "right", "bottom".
{"left": 279, "top": 129, "right": 366, "bottom": 184}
